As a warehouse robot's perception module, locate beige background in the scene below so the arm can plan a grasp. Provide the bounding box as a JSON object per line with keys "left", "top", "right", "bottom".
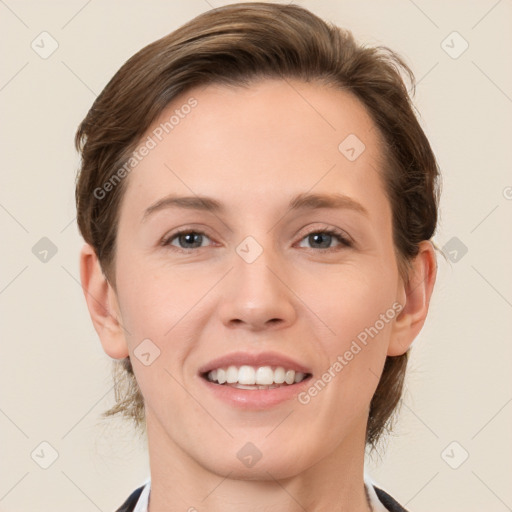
{"left": 1, "top": 1, "right": 511, "bottom": 511}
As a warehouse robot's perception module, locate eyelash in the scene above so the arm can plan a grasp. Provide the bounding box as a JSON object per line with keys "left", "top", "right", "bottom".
{"left": 160, "top": 227, "right": 353, "bottom": 253}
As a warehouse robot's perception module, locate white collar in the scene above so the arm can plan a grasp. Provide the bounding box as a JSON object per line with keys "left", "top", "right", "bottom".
{"left": 133, "top": 473, "right": 390, "bottom": 511}
{"left": 132, "top": 477, "right": 150, "bottom": 512}
{"left": 364, "top": 473, "right": 392, "bottom": 511}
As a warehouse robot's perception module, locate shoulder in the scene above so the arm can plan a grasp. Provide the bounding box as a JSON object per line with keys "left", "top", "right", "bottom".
{"left": 373, "top": 485, "right": 411, "bottom": 512}
{"left": 114, "top": 485, "right": 145, "bottom": 512}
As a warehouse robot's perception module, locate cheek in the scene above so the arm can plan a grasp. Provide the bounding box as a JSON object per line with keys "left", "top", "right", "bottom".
{"left": 114, "top": 260, "right": 213, "bottom": 389}
{"left": 300, "top": 260, "right": 397, "bottom": 407}
{"left": 309, "top": 263, "right": 398, "bottom": 348}
{"left": 298, "top": 283, "right": 395, "bottom": 435}
{"left": 115, "top": 252, "right": 198, "bottom": 336}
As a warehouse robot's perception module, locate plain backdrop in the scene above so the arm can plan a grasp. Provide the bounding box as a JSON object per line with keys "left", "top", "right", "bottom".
{"left": 1, "top": 1, "right": 511, "bottom": 511}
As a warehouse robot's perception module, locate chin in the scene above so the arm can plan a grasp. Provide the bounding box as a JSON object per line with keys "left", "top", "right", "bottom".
{"left": 196, "top": 445, "right": 313, "bottom": 481}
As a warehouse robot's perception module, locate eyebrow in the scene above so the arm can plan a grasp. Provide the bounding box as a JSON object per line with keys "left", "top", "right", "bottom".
{"left": 141, "top": 191, "right": 369, "bottom": 223}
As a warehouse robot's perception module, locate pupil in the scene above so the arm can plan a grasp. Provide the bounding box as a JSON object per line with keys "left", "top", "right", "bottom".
{"left": 182, "top": 233, "right": 201, "bottom": 247}
{"left": 311, "top": 233, "right": 330, "bottom": 248}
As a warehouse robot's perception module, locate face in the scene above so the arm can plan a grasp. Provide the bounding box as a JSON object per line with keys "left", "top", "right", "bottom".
{"left": 103, "top": 79, "right": 411, "bottom": 479}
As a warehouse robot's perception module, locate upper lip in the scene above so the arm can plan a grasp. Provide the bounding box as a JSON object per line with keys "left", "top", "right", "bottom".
{"left": 198, "top": 351, "right": 312, "bottom": 375}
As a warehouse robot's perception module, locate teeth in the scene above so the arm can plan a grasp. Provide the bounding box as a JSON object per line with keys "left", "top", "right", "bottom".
{"left": 255, "top": 366, "right": 274, "bottom": 385}
{"left": 274, "top": 367, "right": 285, "bottom": 384}
{"left": 226, "top": 366, "right": 238, "bottom": 384}
{"left": 239, "top": 365, "right": 256, "bottom": 385}
{"left": 217, "top": 368, "right": 226, "bottom": 384}
{"left": 206, "top": 365, "right": 308, "bottom": 386}
{"left": 294, "top": 372, "right": 305, "bottom": 383}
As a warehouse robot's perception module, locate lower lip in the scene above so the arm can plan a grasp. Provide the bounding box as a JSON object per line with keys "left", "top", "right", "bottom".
{"left": 199, "top": 375, "right": 313, "bottom": 410}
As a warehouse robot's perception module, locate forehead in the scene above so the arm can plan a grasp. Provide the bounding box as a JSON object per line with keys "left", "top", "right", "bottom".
{"left": 118, "top": 78, "right": 389, "bottom": 222}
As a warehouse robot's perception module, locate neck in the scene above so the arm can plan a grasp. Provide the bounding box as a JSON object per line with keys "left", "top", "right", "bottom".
{"left": 145, "top": 410, "right": 373, "bottom": 512}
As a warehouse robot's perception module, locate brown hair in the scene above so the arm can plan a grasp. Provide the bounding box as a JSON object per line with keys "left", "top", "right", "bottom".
{"left": 75, "top": 2, "right": 440, "bottom": 451}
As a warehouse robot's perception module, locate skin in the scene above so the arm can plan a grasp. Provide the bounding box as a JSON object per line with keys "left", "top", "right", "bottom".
{"left": 80, "top": 78, "right": 436, "bottom": 512}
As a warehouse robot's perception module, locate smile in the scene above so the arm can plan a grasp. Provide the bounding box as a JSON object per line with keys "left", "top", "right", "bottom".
{"left": 203, "top": 365, "right": 311, "bottom": 389}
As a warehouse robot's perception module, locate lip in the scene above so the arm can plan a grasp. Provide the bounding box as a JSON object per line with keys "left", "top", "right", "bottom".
{"left": 197, "top": 351, "right": 313, "bottom": 410}
{"left": 198, "top": 350, "right": 312, "bottom": 375}
{"left": 198, "top": 373, "right": 313, "bottom": 410}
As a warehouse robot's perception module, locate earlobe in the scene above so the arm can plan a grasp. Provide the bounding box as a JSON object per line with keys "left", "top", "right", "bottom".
{"left": 79, "top": 243, "right": 129, "bottom": 359}
{"left": 388, "top": 240, "right": 437, "bottom": 356}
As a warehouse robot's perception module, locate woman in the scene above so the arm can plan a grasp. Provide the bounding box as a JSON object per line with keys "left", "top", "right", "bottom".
{"left": 75, "top": 3, "right": 439, "bottom": 511}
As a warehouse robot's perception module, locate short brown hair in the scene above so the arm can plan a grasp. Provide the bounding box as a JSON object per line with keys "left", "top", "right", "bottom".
{"left": 75, "top": 2, "right": 440, "bottom": 451}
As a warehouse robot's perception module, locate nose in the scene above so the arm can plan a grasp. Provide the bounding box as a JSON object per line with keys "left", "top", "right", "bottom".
{"left": 217, "top": 243, "right": 297, "bottom": 332}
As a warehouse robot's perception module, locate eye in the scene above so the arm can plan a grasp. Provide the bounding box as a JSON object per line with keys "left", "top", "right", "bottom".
{"left": 161, "top": 227, "right": 353, "bottom": 253}
{"left": 161, "top": 230, "right": 213, "bottom": 251}
{"left": 297, "top": 229, "right": 353, "bottom": 251}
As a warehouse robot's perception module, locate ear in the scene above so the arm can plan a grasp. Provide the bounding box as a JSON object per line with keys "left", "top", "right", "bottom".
{"left": 388, "top": 240, "right": 437, "bottom": 356}
{"left": 79, "top": 243, "right": 129, "bottom": 359}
